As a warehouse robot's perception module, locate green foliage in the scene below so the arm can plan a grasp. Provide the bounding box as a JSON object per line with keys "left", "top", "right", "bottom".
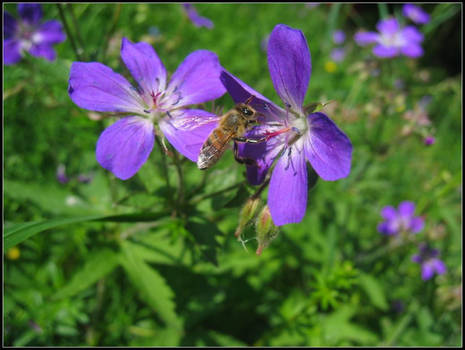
{"left": 4, "top": 3, "right": 461, "bottom": 347}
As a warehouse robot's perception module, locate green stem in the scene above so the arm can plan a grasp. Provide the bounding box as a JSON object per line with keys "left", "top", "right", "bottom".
{"left": 66, "top": 4, "right": 87, "bottom": 60}
{"left": 57, "top": 4, "right": 82, "bottom": 60}
{"left": 190, "top": 181, "right": 245, "bottom": 205}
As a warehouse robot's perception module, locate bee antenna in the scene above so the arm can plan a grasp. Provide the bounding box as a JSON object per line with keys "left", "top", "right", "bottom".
{"left": 244, "top": 95, "right": 256, "bottom": 105}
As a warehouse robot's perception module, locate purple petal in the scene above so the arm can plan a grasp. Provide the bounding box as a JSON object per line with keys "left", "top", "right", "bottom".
{"left": 268, "top": 148, "right": 308, "bottom": 226}
{"left": 409, "top": 217, "right": 424, "bottom": 234}
{"left": 68, "top": 62, "right": 145, "bottom": 113}
{"left": 267, "top": 24, "right": 311, "bottom": 113}
{"left": 3, "top": 39, "right": 23, "bottom": 65}
{"left": 373, "top": 44, "right": 399, "bottom": 58}
{"left": 381, "top": 206, "right": 397, "bottom": 220}
{"left": 35, "top": 20, "right": 66, "bottom": 44}
{"left": 120, "top": 37, "right": 166, "bottom": 97}
{"left": 377, "top": 221, "right": 397, "bottom": 235}
{"left": 182, "top": 4, "right": 214, "bottom": 29}
{"left": 219, "top": 70, "right": 286, "bottom": 122}
{"left": 354, "top": 31, "right": 379, "bottom": 46}
{"left": 398, "top": 201, "right": 415, "bottom": 218}
{"left": 332, "top": 30, "right": 346, "bottom": 44}
{"left": 411, "top": 254, "right": 422, "bottom": 264}
{"left": 432, "top": 258, "right": 447, "bottom": 275}
{"left": 403, "top": 4, "right": 430, "bottom": 24}
{"left": 421, "top": 261, "right": 435, "bottom": 280}
{"left": 165, "top": 50, "right": 225, "bottom": 107}
{"left": 376, "top": 18, "right": 399, "bottom": 35}
{"left": 29, "top": 43, "right": 57, "bottom": 61}
{"left": 400, "top": 43, "right": 423, "bottom": 58}
{"left": 304, "top": 112, "right": 352, "bottom": 181}
{"left": 18, "top": 3, "right": 42, "bottom": 25}
{"left": 159, "top": 109, "right": 220, "bottom": 162}
{"left": 402, "top": 26, "right": 424, "bottom": 43}
{"left": 96, "top": 117, "right": 154, "bottom": 180}
{"left": 330, "top": 47, "right": 346, "bottom": 62}
{"left": 4, "top": 11, "right": 17, "bottom": 39}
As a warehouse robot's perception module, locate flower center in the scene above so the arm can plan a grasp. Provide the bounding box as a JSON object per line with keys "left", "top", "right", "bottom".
{"left": 379, "top": 31, "right": 406, "bottom": 48}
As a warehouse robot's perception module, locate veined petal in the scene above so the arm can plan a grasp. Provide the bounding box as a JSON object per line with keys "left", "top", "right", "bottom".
{"left": 35, "top": 20, "right": 66, "bottom": 44}
{"left": 120, "top": 37, "right": 166, "bottom": 97}
{"left": 4, "top": 39, "right": 23, "bottom": 65}
{"left": 29, "top": 43, "right": 57, "bottom": 61}
{"left": 68, "top": 62, "right": 145, "bottom": 113}
{"left": 267, "top": 24, "right": 311, "bottom": 114}
{"left": 4, "top": 11, "right": 17, "bottom": 39}
{"left": 165, "top": 50, "right": 225, "bottom": 107}
{"left": 18, "top": 3, "right": 42, "bottom": 25}
{"left": 220, "top": 70, "right": 286, "bottom": 122}
{"left": 159, "top": 109, "right": 220, "bottom": 162}
{"left": 268, "top": 147, "right": 308, "bottom": 226}
{"left": 96, "top": 116, "right": 154, "bottom": 180}
{"left": 304, "top": 112, "right": 352, "bottom": 181}
{"left": 354, "top": 31, "right": 379, "bottom": 46}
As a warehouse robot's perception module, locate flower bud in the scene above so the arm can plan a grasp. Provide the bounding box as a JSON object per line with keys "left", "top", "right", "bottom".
{"left": 255, "top": 206, "right": 279, "bottom": 255}
{"left": 235, "top": 197, "right": 262, "bottom": 238}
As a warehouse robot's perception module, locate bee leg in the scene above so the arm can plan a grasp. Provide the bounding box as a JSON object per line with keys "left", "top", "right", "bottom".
{"left": 234, "top": 137, "right": 266, "bottom": 144}
{"left": 233, "top": 141, "right": 257, "bottom": 166}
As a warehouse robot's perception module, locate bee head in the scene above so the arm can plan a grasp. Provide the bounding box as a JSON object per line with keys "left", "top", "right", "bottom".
{"left": 237, "top": 103, "right": 256, "bottom": 118}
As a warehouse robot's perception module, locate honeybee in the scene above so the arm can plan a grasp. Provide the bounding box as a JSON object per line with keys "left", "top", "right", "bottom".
{"left": 197, "top": 99, "right": 263, "bottom": 170}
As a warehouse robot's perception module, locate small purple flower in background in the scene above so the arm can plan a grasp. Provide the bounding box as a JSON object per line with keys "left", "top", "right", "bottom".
{"left": 182, "top": 4, "right": 213, "bottom": 29}
{"left": 68, "top": 37, "right": 225, "bottom": 180}
{"left": 4, "top": 4, "right": 66, "bottom": 65}
{"left": 221, "top": 24, "right": 352, "bottom": 226}
{"left": 412, "top": 243, "right": 447, "bottom": 280}
{"left": 354, "top": 18, "right": 424, "bottom": 58}
{"left": 56, "top": 164, "right": 69, "bottom": 184}
{"left": 423, "top": 135, "right": 435, "bottom": 146}
{"left": 330, "top": 47, "right": 346, "bottom": 62}
{"left": 332, "top": 30, "right": 346, "bottom": 45}
{"left": 378, "top": 201, "right": 424, "bottom": 235}
{"left": 402, "top": 4, "right": 430, "bottom": 25}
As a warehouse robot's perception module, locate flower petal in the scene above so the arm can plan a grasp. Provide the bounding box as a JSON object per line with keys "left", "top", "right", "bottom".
{"left": 304, "top": 112, "right": 352, "bottom": 181}
{"left": 267, "top": 24, "right": 311, "bottom": 113}
{"left": 402, "top": 26, "right": 424, "bottom": 42}
{"left": 373, "top": 44, "right": 399, "bottom": 58}
{"left": 96, "top": 117, "right": 154, "bottom": 180}
{"left": 381, "top": 206, "right": 397, "bottom": 220}
{"left": 165, "top": 50, "right": 225, "bottom": 107}
{"left": 182, "top": 4, "right": 214, "bottom": 29}
{"left": 398, "top": 201, "right": 415, "bottom": 218}
{"left": 409, "top": 217, "right": 424, "bottom": 233}
{"left": 159, "top": 109, "right": 220, "bottom": 162}
{"left": 35, "top": 20, "right": 66, "bottom": 44}
{"left": 411, "top": 254, "right": 422, "bottom": 264}
{"left": 3, "top": 39, "right": 23, "bottom": 65}
{"left": 220, "top": 70, "right": 286, "bottom": 122}
{"left": 354, "top": 31, "right": 379, "bottom": 46}
{"left": 120, "top": 37, "right": 166, "bottom": 97}
{"left": 421, "top": 261, "right": 435, "bottom": 280}
{"left": 4, "top": 11, "right": 17, "bottom": 39}
{"left": 28, "top": 43, "right": 57, "bottom": 61}
{"left": 268, "top": 147, "right": 308, "bottom": 226}
{"left": 18, "top": 3, "right": 42, "bottom": 25}
{"left": 376, "top": 18, "right": 399, "bottom": 35}
{"left": 432, "top": 258, "right": 447, "bottom": 275}
{"left": 401, "top": 43, "right": 423, "bottom": 58}
{"left": 68, "top": 62, "right": 145, "bottom": 113}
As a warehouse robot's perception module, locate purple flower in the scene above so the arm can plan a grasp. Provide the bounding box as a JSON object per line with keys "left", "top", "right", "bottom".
{"left": 4, "top": 4, "right": 66, "bottom": 65}
{"left": 182, "top": 4, "right": 213, "bottom": 29}
{"left": 424, "top": 135, "right": 435, "bottom": 146}
{"left": 220, "top": 24, "right": 352, "bottom": 226}
{"left": 68, "top": 37, "right": 225, "bottom": 180}
{"left": 354, "top": 18, "right": 424, "bottom": 58}
{"left": 56, "top": 164, "right": 69, "bottom": 184}
{"left": 378, "top": 201, "right": 424, "bottom": 235}
{"left": 330, "top": 47, "right": 346, "bottom": 62}
{"left": 402, "top": 4, "right": 430, "bottom": 25}
{"left": 332, "top": 30, "right": 346, "bottom": 45}
{"left": 412, "top": 243, "right": 447, "bottom": 280}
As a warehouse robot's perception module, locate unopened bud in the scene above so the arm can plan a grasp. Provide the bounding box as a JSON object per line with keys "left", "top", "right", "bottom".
{"left": 255, "top": 206, "right": 279, "bottom": 255}
{"left": 235, "top": 197, "right": 262, "bottom": 238}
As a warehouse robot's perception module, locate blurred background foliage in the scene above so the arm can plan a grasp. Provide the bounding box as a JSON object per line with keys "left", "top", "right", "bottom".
{"left": 3, "top": 3, "right": 462, "bottom": 346}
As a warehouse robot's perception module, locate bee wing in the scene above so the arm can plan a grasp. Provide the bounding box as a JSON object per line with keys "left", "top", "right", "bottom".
{"left": 159, "top": 109, "right": 220, "bottom": 162}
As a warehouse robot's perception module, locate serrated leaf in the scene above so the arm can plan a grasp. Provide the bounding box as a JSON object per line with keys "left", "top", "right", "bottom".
{"left": 120, "top": 242, "right": 182, "bottom": 330}
{"left": 53, "top": 249, "right": 120, "bottom": 299}
{"left": 358, "top": 273, "right": 388, "bottom": 311}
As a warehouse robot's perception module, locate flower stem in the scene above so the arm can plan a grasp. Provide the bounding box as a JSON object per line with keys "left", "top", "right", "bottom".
{"left": 56, "top": 4, "right": 82, "bottom": 61}
{"left": 66, "top": 4, "right": 87, "bottom": 60}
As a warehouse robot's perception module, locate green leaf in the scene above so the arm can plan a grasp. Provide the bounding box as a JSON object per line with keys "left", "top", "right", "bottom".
{"left": 4, "top": 211, "right": 169, "bottom": 250}
{"left": 120, "top": 241, "right": 182, "bottom": 330}
{"left": 358, "top": 273, "right": 388, "bottom": 311}
{"left": 53, "top": 249, "right": 120, "bottom": 299}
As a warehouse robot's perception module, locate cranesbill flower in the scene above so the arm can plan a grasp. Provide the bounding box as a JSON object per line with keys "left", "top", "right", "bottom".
{"left": 330, "top": 47, "right": 346, "bottom": 62}
{"left": 378, "top": 201, "right": 424, "bottom": 235}
{"left": 221, "top": 24, "right": 352, "bottom": 226}
{"left": 68, "top": 37, "right": 225, "bottom": 180}
{"left": 182, "top": 4, "right": 213, "bottom": 29}
{"left": 412, "top": 243, "right": 447, "bottom": 280}
{"left": 424, "top": 135, "right": 435, "bottom": 146}
{"left": 4, "top": 4, "right": 66, "bottom": 65}
{"left": 402, "top": 4, "right": 430, "bottom": 25}
{"left": 354, "top": 18, "right": 424, "bottom": 58}
{"left": 332, "top": 30, "right": 346, "bottom": 45}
